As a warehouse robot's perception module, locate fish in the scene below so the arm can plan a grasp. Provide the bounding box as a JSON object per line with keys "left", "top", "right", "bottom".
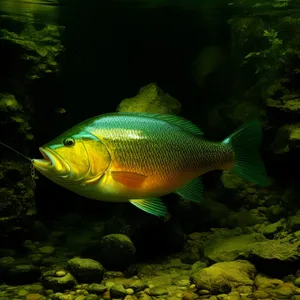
{"left": 32, "top": 112, "right": 270, "bottom": 218}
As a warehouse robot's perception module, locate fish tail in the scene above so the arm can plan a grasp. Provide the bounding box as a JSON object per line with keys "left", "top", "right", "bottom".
{"left": 223, "top": 120, "right": 270, "bottom": 187}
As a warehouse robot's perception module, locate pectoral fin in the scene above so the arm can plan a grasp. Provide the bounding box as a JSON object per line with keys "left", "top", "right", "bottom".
{"left": 129, "top": 198, "right": 169, "bottom": 218}
{"left": 175, "top": 177, "right": 204, "bottom": 203}
{"left": 111, "top": 171, "right": 147, "bottom": 188}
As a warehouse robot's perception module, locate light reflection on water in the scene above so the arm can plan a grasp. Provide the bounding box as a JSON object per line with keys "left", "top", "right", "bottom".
{"left": 0, "top": 0, "right": 60, "bottom": 25}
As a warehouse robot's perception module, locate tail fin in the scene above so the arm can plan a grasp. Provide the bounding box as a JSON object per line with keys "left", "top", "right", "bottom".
{"left": 224, "top": 120, "right": 270, "bottom": 187}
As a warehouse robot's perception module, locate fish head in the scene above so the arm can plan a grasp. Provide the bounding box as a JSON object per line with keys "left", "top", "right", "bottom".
{"left": 32, "top": 130, "right": 111, "bottom": 186}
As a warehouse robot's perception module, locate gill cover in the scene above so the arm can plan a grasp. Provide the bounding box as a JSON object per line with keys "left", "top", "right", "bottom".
{"left": 48, "top": 132, "right": 111, "bottom": 183}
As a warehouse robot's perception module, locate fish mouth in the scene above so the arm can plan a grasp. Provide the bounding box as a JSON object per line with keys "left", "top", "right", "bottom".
{"left": 33, "top": 147, "right": 70, "bottom": 175}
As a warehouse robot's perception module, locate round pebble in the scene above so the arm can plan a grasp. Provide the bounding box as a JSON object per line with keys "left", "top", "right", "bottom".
{"left": 56, "top": 270, "right": 67, "bottom": 277}
{"left": 126, "top": 288, "right": 134, "bottom": 295}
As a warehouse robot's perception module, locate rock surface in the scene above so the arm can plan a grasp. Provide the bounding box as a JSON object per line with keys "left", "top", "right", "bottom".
{"left": 117, "top": 83, "right": 181, "bottom": 115}
{"left": 66, "top": 258, "right": 105, "bottom": 283}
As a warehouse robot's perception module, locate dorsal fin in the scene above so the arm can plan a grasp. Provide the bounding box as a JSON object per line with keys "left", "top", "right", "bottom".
{"left": 115, "top": 112, "right": 203, "bottom": 136}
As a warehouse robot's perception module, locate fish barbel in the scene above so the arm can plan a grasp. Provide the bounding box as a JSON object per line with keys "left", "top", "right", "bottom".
{"left": 32, "top": 112, "right": 269, "bottom": 217}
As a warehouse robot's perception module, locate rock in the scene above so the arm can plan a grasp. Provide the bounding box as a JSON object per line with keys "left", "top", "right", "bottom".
{"left": 39, "top": 246, "right": 55, "bottom": 255}
{"left": 99, "top": 234, "right": 136, "bottom": 269}
{"left": 271, "top": 123, "right": 300, "bottom": 154}
{"left": 190, "top": 261, "right": 207, "bottom": 276}
{"left": 87, "top": 283, "right": 108, "bottom": 294}
{"left": 267, "top": 98, "right": 300, "bottom": 114}
{"left": 255, "top": 273, "right": 283, "bottom": 288}
{"left": 25, "top": 293, "right": 44, "bottom": 300}
{"left": 126, "top": 288, "right": 134, "bottom": 295}
{"left": 67, "top": 257, "right": 105, "bottom": 283}
{"left": 5, "top": 264, "right": 41, "bottom": 284}
{"left": 117, "top": 83, "right": 181, "bottom": 115}
{"left": 204, "top": 233, "right": 266, "bottom": 262}
{"left": 295, "top": 277, "right": 300, "bottom": 287}
{"left": 137, "top": 291, "right": 153, "bottom": 300}
{"left": 191, "top": 260, "right": 256, "bottom": 294}
{"left": 252, "top": 290, "right": 270, "bottom": 299}
{"left": 249, "top": 239, "right": 300, "bottom": 276}
{"left": 263, "top": 219, "right": 285, "bottom": 238}
{"left": 123, "top": 279, "right": 146, "bottom": 292}
{"left": 182, "top": 290, "right": 198, "bottom": 300}
{"left": 220, "top": 173, "right": 245, "bottom": 190}
{"left": 0, "top": 256, "right": 15, "bottom": 276}
{"left": 227, "top": 210, "right": 267, "bottom": 229}
{"left": 86, "top": 295, "right": 100, "bottom": 300}
{"left": 0, "top": 25, "right": 64, "bottom": 79}
{"left": 56, "top": 270, "right": 67, "bottom": 277}
{"left": 290, "top": 215, "right": 300, "bottom": 231}
{"left": 172, "top": 275, "right": 190, "bottom": 287}
{"left": 110, "top": 284, "right": 127, "bottom": 298}
{"left": 41, "top": 270, "right": 77, "bottom": 292}
{"left": 270, "top": 283, "right": 294, "bottom": 299}
{"left": 265, "top": 204, "right": 286, "bottom": 222}
{"left": 148, "top": 287, "right": 168, "bottom": 296}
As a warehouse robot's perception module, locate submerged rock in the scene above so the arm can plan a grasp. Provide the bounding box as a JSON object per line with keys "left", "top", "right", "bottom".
{"left": 66, "top": 257, "right": 104, "bottom": 283}
{"left": 191, "top": 260, "right": 256, "bottom": 294}
{"left": 271, "top": 123, "right": 300, "bottom": 154}
{"left": 98, "top": 234, "right": 136, "bottom": 269}
{"left": 5, "top": 264, "right": 41, "bottom": 285}
{"left": 41, "top": 270, "right": 76, "bottom": 292}
{"left": 248, "top": 239, "right": 300, "bottom": 276}
{"left": 117, "top": 83, "right": 181, "bottom": 115}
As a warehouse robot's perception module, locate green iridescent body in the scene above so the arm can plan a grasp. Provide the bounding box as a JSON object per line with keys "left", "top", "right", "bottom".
{"left": 33, "top": 112, "right": 269, "bottom": 217}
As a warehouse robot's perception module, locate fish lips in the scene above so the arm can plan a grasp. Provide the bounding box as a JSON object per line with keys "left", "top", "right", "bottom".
{"left": 33, "top": 147, "right": 70, "bottom": 176}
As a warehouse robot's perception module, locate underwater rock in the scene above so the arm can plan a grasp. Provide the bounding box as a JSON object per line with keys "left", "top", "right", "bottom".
{"left": 267, "top": 98, "right": 300, "bottom": 114}
{"left": 0, "top": 93, "right": 22, "bottom": 112}
{"left": 227, "top": 210, "right": 267, "bottom": 229}
{"left": 262, "top": 219, "right": 286, "bottom": 238}
{"left": 254, "top": 273, "right": 297, "bottom": 300}
{"left": 5, "top": 264, "right": 41, "bottom": 285}
{"left": 87, "top": 283, "right": 108, "bottom": 294}
{"left": 289, "top": 214, "right": 300, "bottom": 232}
{"left": 66, "top": 257, "right": 105, "bottom": 283}
{"left": 116, "top": 83, "right": 181, "bottom": 115}
{"left": 203, "top": 232, "right": 266, "bottom": 263}
{"left": 191, "top": 260, "right": 256, "bottom": 295}
{"left": 98, "top": 234, "right": 136, "bottom": 269}
{"left": 41, "top": 270, "right": 76, "bottom": 292}
{"left": 220, "top": 173, "right": 245, "bottom": 190}
{"left": 110, "top": 284, "right": 127, "bottom": 298}
{"left": 249, "top": 238, "right": 300, "bottom": 277}
{"left": 0, "top": 24, "right": 64, "bottom": 80}
{"left": 0, "top": 256, "right": 15, "bottom": 282}
{"left": 271, "top": 123, "right": 300, "bottom": 154}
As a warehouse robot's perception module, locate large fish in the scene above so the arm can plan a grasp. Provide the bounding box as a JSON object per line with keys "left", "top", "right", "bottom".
{"left": 32, "top": 112, "right": 269, "bottom": 217}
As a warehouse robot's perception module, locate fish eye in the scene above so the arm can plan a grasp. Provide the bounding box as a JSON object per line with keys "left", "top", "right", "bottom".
{"left": 63, "top": 137, "right": 75, "bottom": 147}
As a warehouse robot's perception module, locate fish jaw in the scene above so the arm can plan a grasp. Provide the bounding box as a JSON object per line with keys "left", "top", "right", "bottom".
{"left": 32, "top": 147, "right": 70, "bottom": 176}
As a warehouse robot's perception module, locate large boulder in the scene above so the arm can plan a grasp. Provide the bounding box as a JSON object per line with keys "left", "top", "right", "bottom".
{"left": 98, "top": 234, "right": 136, "bottom": 269}
{"left": 191, "top": 260, "right": 256, "bottom": 294}
{"left": 117, "top": 83, "right": 181, "bottom": 115}
{"left": 66, "top": 257, "right": 105, "bottom": 283}
{"left": 41, "top": 270, "right": 76, "bottom": 292}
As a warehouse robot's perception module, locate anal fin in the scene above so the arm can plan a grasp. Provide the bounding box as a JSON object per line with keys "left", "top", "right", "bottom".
{"left": 175, "top": 177, "right": 204, "bottom": 203}
{"left": 129, "top": 198, "right": 169, "bottom": 218}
